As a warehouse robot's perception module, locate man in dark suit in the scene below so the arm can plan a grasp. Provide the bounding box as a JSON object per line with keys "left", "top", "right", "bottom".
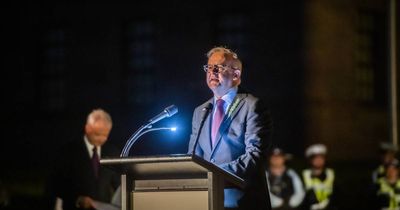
{"left": 47, "top": 109, "right": 120, "bottom": 210}
{"left": 188, "top": 47, "right": 273, "bottom": 210}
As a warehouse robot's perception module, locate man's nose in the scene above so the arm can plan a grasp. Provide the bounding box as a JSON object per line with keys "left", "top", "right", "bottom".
{"left": 209, "top": 73, "right": 218, "bottom": 79}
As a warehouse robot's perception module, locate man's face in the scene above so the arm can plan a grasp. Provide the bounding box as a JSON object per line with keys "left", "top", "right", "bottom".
{"left": 383, "top": 151, "right": 396, "bottom": 164}
{"left": 85, "top": 121, "right": 111, "bottom": 147}
{"left": 386, "top": 165, "right": 399, "bottom": 180}
{"left": 311, "top": 155, "right": 326, "bottom": 169}
{"left": 269, "top": 154, "right": 285, "bottom": 168}
{"left": 206, "top": 52, "right": 240, "bottom": 97}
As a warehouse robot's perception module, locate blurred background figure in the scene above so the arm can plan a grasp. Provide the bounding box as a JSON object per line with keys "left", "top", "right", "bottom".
{"left": 266, "top": 147, "right": 305, "bottom": 210}
{"left": 45, "top": 109, "right": 120, "bottom": 210}
{"left": 373, "top": 159, "right": 400, "bottom": 210}
{"left": 301, "top": 144, "right": 336, "bottom": 210}
{"left": 372, "top": 142, "right": 399, "bottom": 183}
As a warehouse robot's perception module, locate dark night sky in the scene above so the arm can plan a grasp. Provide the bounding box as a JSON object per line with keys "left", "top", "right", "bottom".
{"left": 2, "top": 2, "right": 306, "bottom": 175}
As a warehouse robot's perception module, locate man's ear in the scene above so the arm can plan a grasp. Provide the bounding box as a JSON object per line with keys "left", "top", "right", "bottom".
{"left": 233, "top": 69, "right": 241, "bottom": 80}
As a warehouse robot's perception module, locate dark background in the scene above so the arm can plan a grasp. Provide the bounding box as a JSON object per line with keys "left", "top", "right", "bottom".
{"left": 1, "top": 1, "right": 399, "bottom": 209}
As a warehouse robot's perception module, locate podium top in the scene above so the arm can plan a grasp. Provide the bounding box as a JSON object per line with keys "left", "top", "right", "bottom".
{"left": 101, "top": 154, "right": 245, "bottom": 189}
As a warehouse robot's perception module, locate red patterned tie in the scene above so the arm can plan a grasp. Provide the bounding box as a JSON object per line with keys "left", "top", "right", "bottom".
{"left": 211, "top": 99, "right": 225, "bottom": 147}
{"left": 92, "top": 147, "right": 100, "bottom": 178}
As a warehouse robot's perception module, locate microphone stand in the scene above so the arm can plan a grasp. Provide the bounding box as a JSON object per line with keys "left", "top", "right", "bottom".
{"left": 120, "top": 105, "right": 178, "bottom": 157}
{"left": 191, "top": 104, "right": 213, "bottom": 155}
{"left": 120, "top": 123, "right": 151, "bottom": 157}
{"left": 120, "top": 124, "right": 175, "bottom": 157}
{"left": 120, "top": 127, "right": 174, "bottom": 157}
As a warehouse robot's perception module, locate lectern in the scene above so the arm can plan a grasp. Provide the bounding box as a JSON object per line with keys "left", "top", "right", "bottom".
{"left": 100, "top": 154, "right": 245, "bottom": 210}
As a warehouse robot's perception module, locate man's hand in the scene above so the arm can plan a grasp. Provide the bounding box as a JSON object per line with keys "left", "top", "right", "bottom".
{"left": 76, "top": 196, "right": 95, "bottom": 209}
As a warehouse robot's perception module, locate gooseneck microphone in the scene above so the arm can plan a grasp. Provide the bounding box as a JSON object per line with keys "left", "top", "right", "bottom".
{"left": 191, "top": 103, "right": 213, "bottom": 155}
{"left": 148, "top": 105, "right": 178, "bottom": 125}
{"left": 120, "top": 105, "right": 178, "bottom": 157}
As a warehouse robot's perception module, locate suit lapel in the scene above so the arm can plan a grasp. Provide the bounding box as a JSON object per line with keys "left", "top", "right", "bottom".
{"left": 203, "top": 105, "right": 213, "bottom": 154}
{"left": 199, "top": 99, "right": 213, "bottom": 154}
{"left": 210, "top": 93, "right": 247, "bottom": 156}
{"left": 80, "top": 139, "right": 101, "bottom": 180}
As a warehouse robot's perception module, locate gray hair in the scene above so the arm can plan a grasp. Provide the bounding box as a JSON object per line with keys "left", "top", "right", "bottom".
{"left": 86, "top": 109, "right": 113, "bottom": 126}
{"left": 206, "top": 46, "right": 238, "bottom": 59}
{"left": 206, "top": 46, "right": 242, "bottom": 71}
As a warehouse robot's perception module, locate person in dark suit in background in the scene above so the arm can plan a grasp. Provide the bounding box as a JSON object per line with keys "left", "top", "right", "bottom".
{"left": 188, "top": 46, "right": 273, "bottom": 210}
{"left": 266, "top": 148, "right": 305, "bottom": 210}
{"left": 46, "top": 109, "right": 120, "bottom": 210}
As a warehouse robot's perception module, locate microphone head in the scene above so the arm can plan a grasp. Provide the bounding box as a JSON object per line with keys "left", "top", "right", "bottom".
{"left": 165, "top": 105, "right": 178, "bottom": 117}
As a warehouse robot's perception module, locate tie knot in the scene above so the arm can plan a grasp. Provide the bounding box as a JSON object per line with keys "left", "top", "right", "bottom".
{"left": 92, "top": 146, "right": 97, "bottom": 153}
{"left": 216, "top": 99, "right": 225, "bottom": 108}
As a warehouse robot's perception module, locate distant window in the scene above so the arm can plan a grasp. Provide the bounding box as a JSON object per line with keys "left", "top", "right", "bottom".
{"left": 354, "top": 10, "right": 387, "bottom": 106}
{"left": 125, "top": 21, "right": 156, "bottom": 105}
{"left": 40, "top": 29, "right": 66, "bottom": 112}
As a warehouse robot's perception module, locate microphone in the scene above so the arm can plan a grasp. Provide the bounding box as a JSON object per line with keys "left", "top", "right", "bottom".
{"left": 120, "top": 105, "right": 178, "bottom": 157}
{"left": 148, "top": 105, "right": 178, "bottom": 125}
{"left": 191, "top": 103, "right": 213, "bottom": 155}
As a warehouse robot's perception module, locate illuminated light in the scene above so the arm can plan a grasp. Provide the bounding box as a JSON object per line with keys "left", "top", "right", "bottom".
{"left": 170, "top": 127, "right": 177, "bottom": 131}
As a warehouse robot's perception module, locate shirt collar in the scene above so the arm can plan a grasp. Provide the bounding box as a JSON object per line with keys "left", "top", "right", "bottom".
{"left": 84, "top": 135, "right": 94, "bottom": 149}
{"left": 214, "top": 86, "right": 238, "bottom": 106}
{"left": 84, "top": 135, "right": 101, "bottom": 157}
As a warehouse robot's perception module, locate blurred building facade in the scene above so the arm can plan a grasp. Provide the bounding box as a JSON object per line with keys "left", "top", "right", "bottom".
{"left": 1, "top": 0, "right": 398, "bottom": 180}
{"left": 304, "top": 0, "right": 398, "bottom": 160}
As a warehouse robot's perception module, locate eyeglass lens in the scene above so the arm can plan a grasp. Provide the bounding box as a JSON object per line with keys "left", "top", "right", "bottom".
{"left": 205, "top": 65, "right": 224, "bottom": 74}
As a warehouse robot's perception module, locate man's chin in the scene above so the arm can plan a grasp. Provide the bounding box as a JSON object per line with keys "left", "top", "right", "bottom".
{"left": 207, "top": 82, "right": 220, "bottom": 89}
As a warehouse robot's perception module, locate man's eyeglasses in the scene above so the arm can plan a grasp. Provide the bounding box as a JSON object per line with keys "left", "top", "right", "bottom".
{"left": 203, "top": 64, "right": 235, "bottom": 74}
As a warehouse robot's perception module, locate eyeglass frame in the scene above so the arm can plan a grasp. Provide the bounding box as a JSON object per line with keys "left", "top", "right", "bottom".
{"left": 203, "top": 64, "right": 239, "bottom": 74}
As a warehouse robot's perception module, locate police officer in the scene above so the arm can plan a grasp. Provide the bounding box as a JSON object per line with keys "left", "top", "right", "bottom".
{"left": 372, "top": 142, "right": 398, "bottom": 183}
{"left": 374, "top": 159, "right": 400, "bottom": 210}
{"left": 301, "top": 144, "right": 336, "bottom": 210}
{"left": 266, "top": 148, "right": 305, "bottom": 210}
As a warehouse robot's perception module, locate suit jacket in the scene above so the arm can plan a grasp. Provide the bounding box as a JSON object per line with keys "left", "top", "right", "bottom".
{"left": 48, "top": 138, "right": 120, "bottom": 210}
{"left": 188, "top": 89, "right": 273, "bottom": 210}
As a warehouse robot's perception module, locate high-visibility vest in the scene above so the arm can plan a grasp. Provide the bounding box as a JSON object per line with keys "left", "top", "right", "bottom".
{"left": 377, "top": 178, "right": 400, "bottom": 210}
{"left": 372, "top": 165, "right": 386, "bottom": 183}
{"left": 302, "top": 168, "right": 335, "bottom": 203}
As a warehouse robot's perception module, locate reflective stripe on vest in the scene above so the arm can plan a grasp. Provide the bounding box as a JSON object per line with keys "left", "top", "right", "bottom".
{"left": 302, "top": 168, "right": 334, "bottom": 203}
{"left": 377, "top": 178, "right": 400, "bottom": 209}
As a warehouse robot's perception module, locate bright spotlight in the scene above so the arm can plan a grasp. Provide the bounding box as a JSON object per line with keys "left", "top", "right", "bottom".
{"left": 170, "top": 127, "right": 177, "bottom": 131}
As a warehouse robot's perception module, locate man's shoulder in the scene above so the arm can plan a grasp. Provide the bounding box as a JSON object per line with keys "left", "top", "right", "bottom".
{"left": 56, "top": 138, "right": 84, "bottom": 153}
{"left": 240, "top": 93, "right": 258, "bottom": 102}
{"left": 51, "top": 138, "right": 86, "bottom": 168}
{"left": 237, "top": 87, "right": 261, "bottom": 102}
{"left": 194, "top": 98, "right": 213, "bottom": 111}
{"left": 236, "top": 92, "right": 265, "bottom": 110}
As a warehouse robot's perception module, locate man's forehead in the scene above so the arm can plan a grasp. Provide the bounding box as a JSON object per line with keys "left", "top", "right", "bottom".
{"left": 208, "top": 52, "right": 231, "bottom": 64}
{"left": 90, "top": 120, "right": 112, "bottom": 129}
